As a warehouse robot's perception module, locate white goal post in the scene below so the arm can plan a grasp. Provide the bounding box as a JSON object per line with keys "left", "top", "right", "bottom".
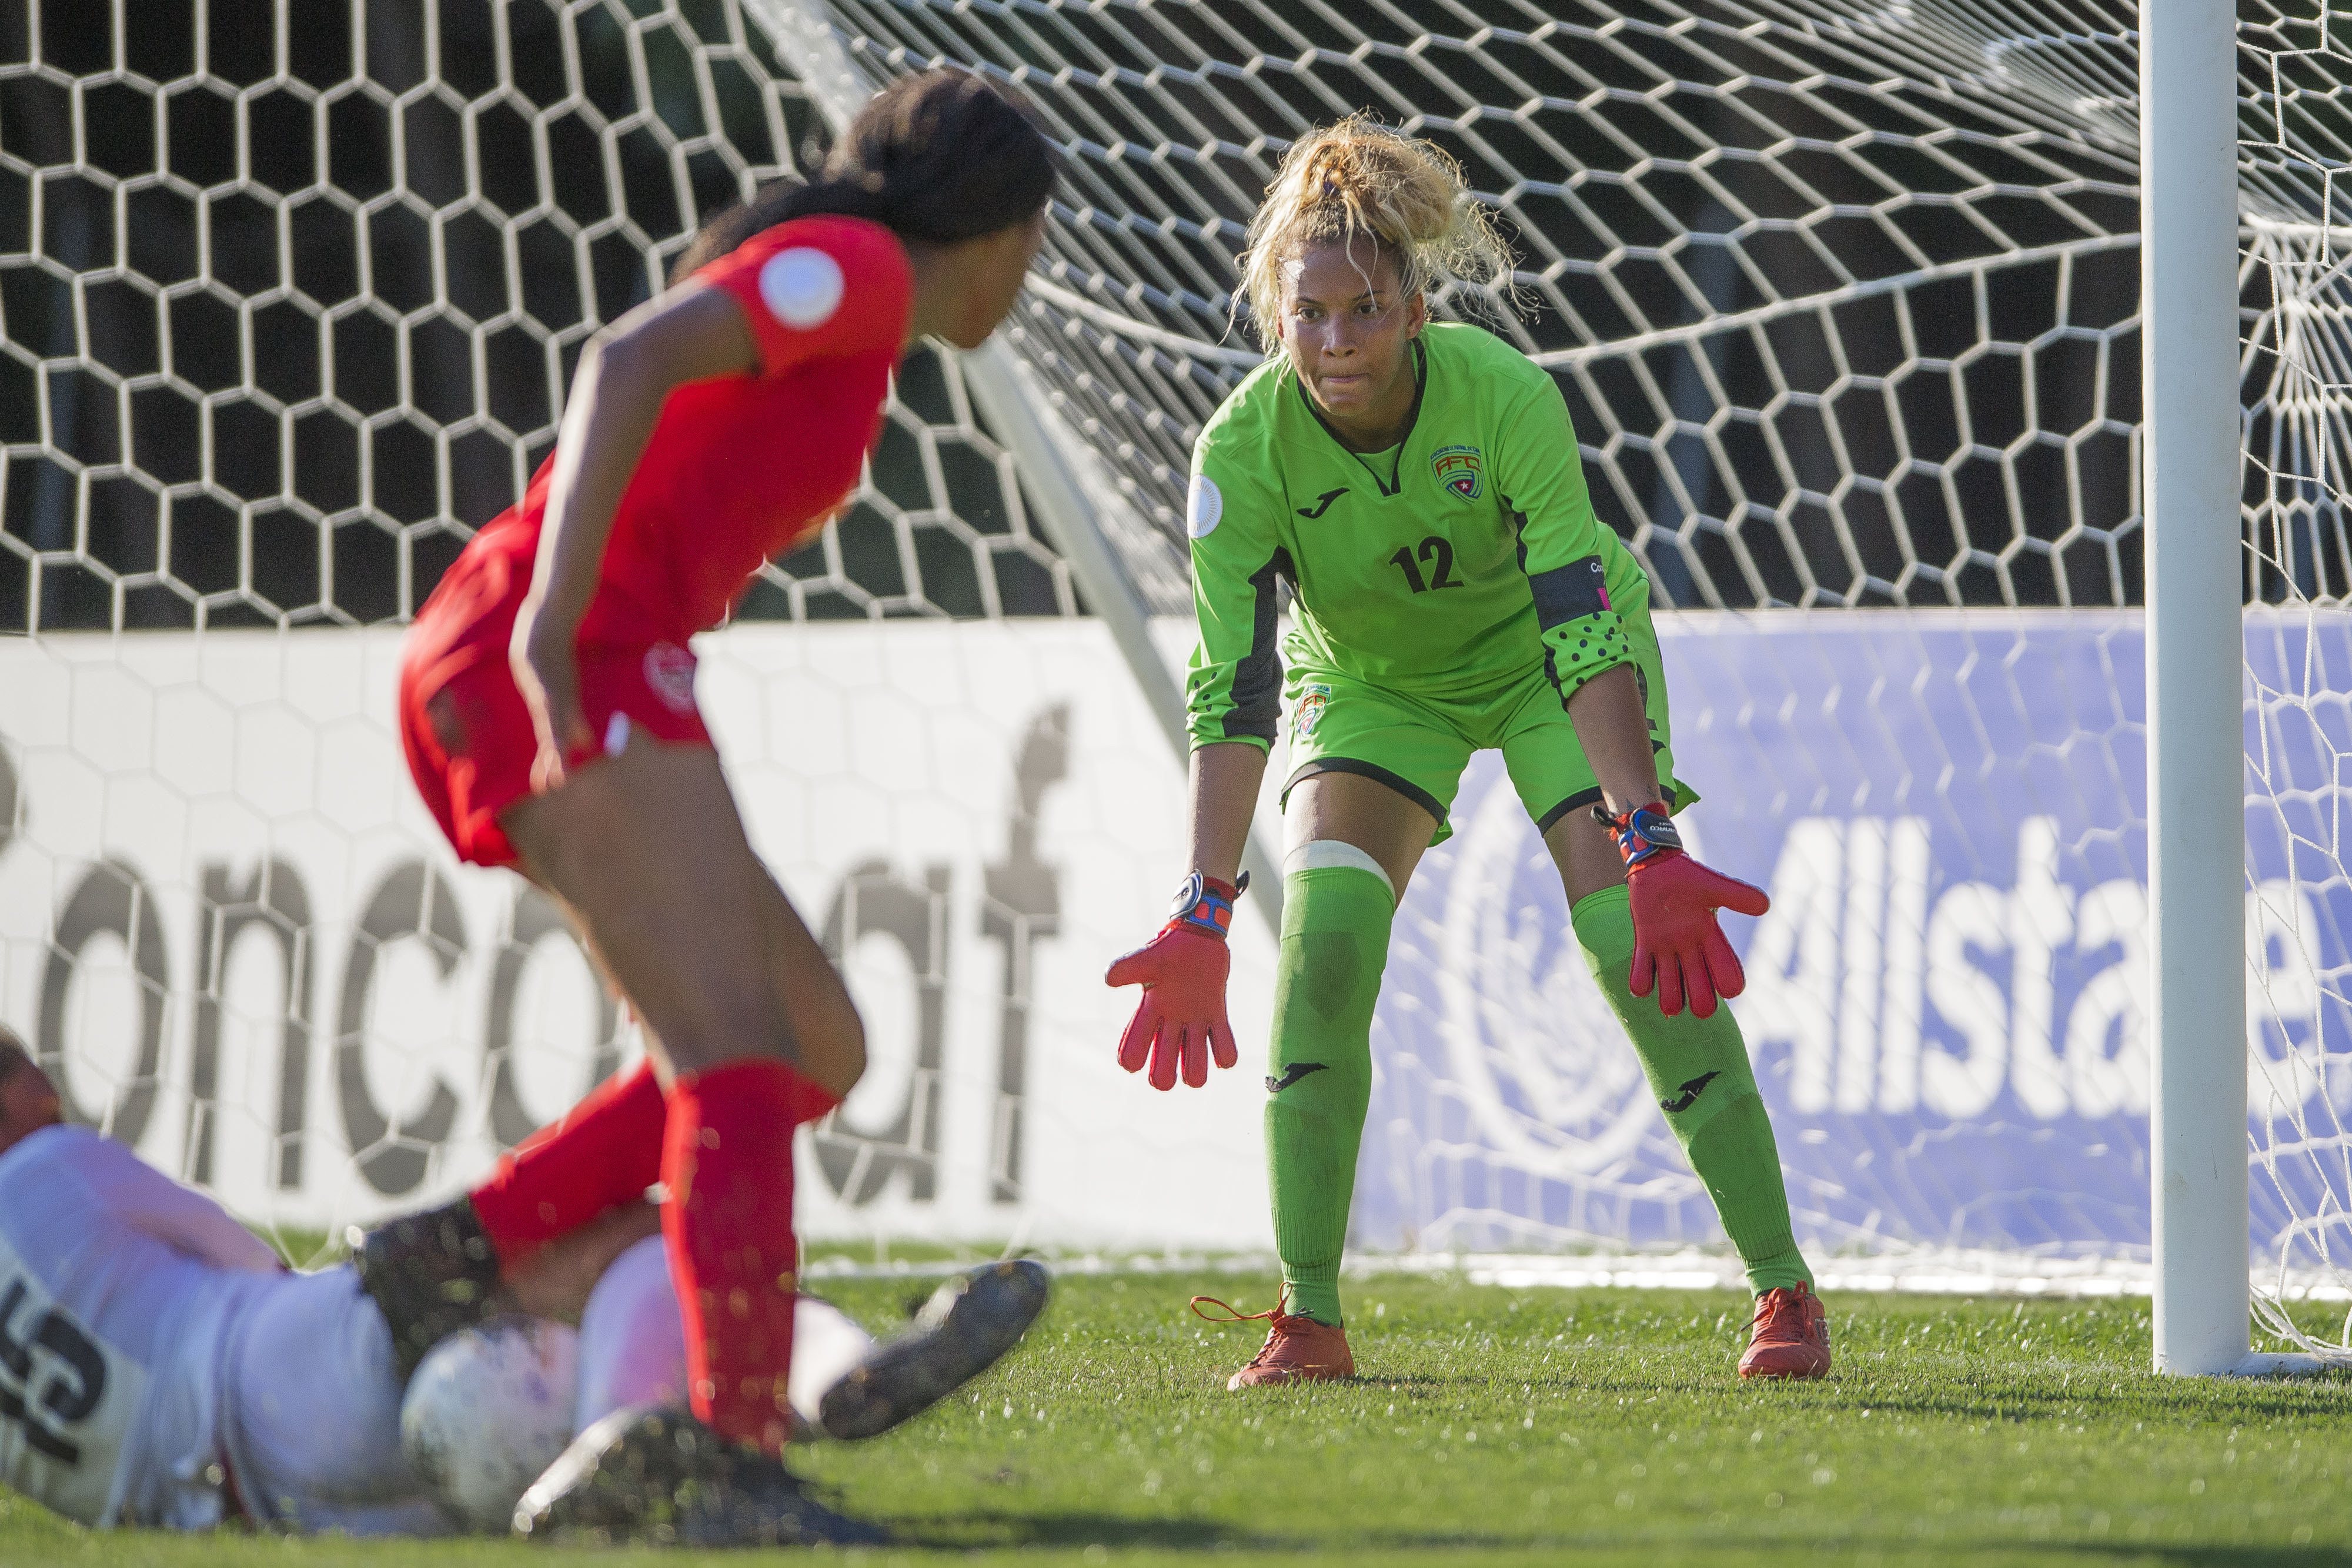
{"left": 2143, "top": 1, "right": 2289, "bottom": 1379}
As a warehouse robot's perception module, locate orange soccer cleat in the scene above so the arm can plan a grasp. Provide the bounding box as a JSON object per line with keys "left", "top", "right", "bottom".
{"left": 1739, "top": 1282, "right": 1832, "bottom": 1379}
{"left": 1192, "top": 1295, "right": 1355, "bottom": 1389}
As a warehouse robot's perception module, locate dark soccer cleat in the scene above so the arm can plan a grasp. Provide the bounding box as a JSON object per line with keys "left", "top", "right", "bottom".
{"left": 817, "top": 1259, "right": 1052, "bottom": 1441}
{"left": 512, "top": 1404, "right": 887, "bottom": 1547}
{"left": 347, "top": 1196, "right": 505, "bottom": 1385}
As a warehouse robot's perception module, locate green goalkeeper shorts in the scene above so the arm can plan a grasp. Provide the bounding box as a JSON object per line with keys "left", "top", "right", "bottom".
{"left": 1278, "top": 641, "right": 1689, "bottom": 846}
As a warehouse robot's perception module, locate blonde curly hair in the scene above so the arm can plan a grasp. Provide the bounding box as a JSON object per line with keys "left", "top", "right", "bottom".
{"left": 1237, "top": 115, "right": 1518, "bottom": 355}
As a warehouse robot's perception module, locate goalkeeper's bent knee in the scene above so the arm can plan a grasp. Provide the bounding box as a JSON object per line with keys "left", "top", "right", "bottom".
{"left": 1264, "top": 841, "right": 1395, "bottom": 1327}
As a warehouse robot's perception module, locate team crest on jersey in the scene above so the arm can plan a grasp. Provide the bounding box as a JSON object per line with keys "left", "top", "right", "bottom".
{"left": 1293, "top": 683, "right": 1332, "bottom": 740}
{"left": 643, "top": 643, "right": 697, "bottom": 713}
{"left": 1431, "top": 445, "right": 1484, "bottom": 501}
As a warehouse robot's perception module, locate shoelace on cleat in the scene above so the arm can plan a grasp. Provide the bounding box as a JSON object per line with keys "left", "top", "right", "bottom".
{"left": 1749, "top": 1288, "right": 1814, "bottom": 1343}
{"left": 1191, "top": 1293, "right": 1299, "bottom": 1369}
{"left": 1189, "top": 1293, "right": 1284, "bottom": 1326}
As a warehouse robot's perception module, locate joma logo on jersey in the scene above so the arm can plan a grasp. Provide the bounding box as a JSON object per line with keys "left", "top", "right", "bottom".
{"left": 1431, "top": 445, "right": 1483, "bottom": 500}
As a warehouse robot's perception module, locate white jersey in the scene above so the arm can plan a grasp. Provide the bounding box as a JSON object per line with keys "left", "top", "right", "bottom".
{"left": 0, "top": 1125, "right": 279, "bottom": 1527}
{"left": 0, "top": 1125, "right": 442, "bottom": 1535}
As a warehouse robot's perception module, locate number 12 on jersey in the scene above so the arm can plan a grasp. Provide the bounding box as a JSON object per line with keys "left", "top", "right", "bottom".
{"left": 1389, "top": 535, "right": 1462, "bottom": 594}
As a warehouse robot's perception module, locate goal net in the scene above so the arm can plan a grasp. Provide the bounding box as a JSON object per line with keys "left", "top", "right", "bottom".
{"left": 9, "top": 0, "right": 2352, "bottom": 1345}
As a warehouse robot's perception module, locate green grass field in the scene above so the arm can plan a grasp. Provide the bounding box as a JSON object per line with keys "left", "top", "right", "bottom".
{"left": 7, "top": 1272, "right": 2351, "bottom": 1567}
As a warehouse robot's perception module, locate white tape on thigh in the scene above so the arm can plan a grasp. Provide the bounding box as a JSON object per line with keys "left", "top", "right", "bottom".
{"left": 1284, "top": 839, "right": 1396, "bottom": 903}
{"left": 604, "top": 711, "right": 632, "bottom": 757}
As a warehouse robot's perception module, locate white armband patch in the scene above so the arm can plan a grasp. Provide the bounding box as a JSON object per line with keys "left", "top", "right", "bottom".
{"left": 758, "top": 248, "right": 846, "bottom": 331}
{"left": 1187, "top": 473, "right": 1223, "bottom": 538}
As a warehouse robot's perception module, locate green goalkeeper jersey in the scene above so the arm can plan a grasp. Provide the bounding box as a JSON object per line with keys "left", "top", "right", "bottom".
{"left": 1184, "top": 320, "right": 1651, "bottom": 750}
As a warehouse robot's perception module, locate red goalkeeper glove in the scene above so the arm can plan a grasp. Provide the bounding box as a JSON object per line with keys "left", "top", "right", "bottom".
{"left": 1595, "top": 803, "right": 1770, "bottom": 1020}
{"left": 1104, "top": 872, "right": 1244, "bottom": 1090}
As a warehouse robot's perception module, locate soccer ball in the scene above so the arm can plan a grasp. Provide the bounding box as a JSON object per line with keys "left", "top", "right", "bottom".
{"left": 399, "top": 1316, "right": 582, "bottom": 1532}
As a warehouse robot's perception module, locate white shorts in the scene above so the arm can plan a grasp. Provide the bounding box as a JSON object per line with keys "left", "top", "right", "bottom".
{"left": 575, "top": 1236, "right": 873, "bottom": 1437}
{"left": 225, "top": 1238, "right": 877, "bottom": 1530}
{"left": 219, "top": 1267, "right": 444, "bottom": 1536}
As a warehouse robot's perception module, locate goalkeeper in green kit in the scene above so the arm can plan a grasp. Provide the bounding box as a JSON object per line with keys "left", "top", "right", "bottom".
{"left": 1105, "top": 116, "right": 1830, "bottom": 1387}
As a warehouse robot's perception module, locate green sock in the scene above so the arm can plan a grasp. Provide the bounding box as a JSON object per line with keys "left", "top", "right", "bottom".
{"left": 1264, "top": 850, "right": 1394, "bottom": 1329}
{"left": 1571, "top": 884, "right": 1813, "bottom": 1295}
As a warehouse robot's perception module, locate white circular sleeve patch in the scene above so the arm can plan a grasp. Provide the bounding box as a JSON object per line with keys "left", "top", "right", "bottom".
{"left": 758, "top": 247, "right": 846, "bottom": 330}
{"left": 1187, "top": 473, "right": 1224, "bottom": 539}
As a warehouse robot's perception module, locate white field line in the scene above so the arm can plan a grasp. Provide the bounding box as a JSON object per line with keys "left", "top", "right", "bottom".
{"left": 805, "top": 1248, "right": 2352, "bottom": 1302}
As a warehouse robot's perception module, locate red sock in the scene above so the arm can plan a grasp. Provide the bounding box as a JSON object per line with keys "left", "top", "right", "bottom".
{"left": 470, "top": 1059, "right": 666, "bottom": 1265}
{"left": 663, "top": 1058, "right": 825, "bottom": 1455}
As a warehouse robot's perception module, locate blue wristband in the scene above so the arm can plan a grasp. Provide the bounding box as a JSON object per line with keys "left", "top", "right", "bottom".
{"left": 1168, "top": 870, "right": 1245, "bottom": 939}
{"left": 1594, "top": 802, "right": 1682, "bottom": 867}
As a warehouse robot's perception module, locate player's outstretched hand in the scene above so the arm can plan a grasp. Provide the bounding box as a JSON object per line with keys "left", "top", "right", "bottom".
{"left": 1104, "top": 872, "right": 1244, "bottom": 1089}
{"left": 1596, "top": 803, "right": 1769, "bottom": 1020}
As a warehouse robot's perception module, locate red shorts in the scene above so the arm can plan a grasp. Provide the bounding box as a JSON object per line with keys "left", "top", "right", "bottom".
{"left": 399, "top": 530, "right": 713, "bottom": 869}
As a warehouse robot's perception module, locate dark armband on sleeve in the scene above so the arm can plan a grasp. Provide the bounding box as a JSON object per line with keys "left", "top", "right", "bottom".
{"left": 1527, "top": 553, "right": 1611, "bottom": 626}
{"left": 1525, "top": 553, "right": 1633, "bottom": 702}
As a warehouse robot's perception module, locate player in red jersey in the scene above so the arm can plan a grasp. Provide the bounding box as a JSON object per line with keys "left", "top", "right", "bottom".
{"left": 355, "top": 72, "right": 1055, "bottom": 1546}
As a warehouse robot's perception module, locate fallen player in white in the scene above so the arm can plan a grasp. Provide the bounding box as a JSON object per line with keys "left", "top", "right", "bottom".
{"left": 0, "top": 1031, "right": 1043, "bottom": 1534}
{"left": 387, "top": 1231, "right": 907, "bottom": 1532}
